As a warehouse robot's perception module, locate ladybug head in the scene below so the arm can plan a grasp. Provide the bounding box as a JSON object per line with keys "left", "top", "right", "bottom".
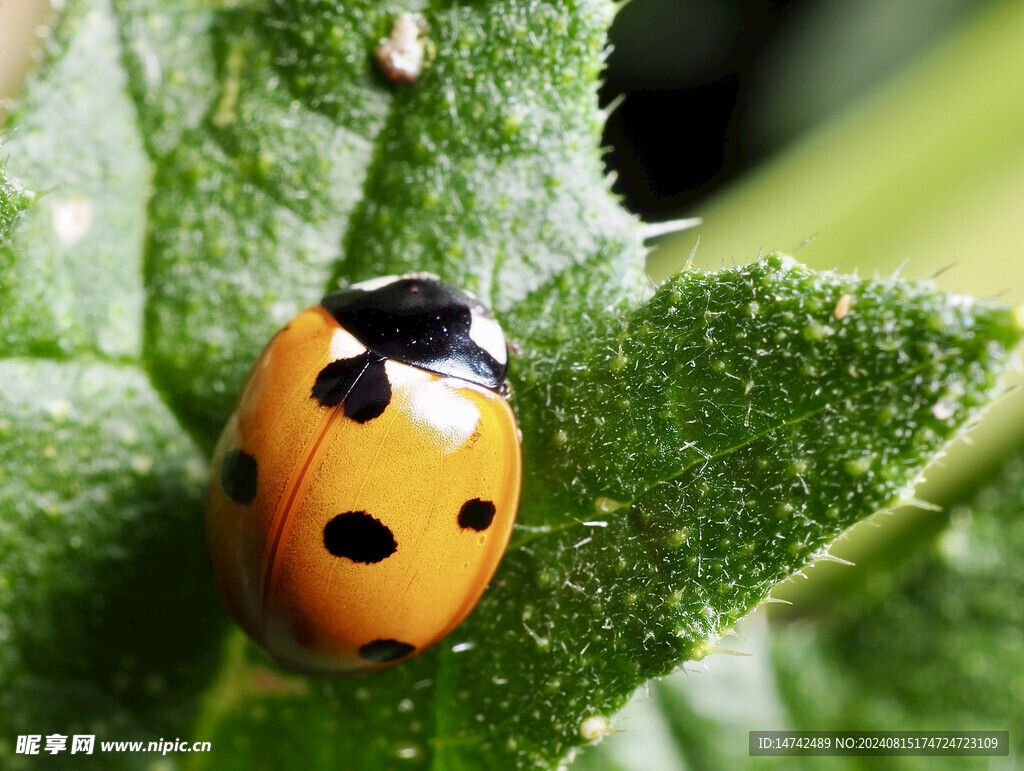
{"left": 321, "top": 274, "right": 509, "bottom": 391}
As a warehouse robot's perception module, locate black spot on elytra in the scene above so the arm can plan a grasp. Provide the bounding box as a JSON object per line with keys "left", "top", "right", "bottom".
{"left": 358, "top": 639, "right": 415, "bottom": 663}
{"left": 323, "top": 511, "right": 397, "bottom": 563}
{"left": 321, "top": 277, "right": 506, "bottom": 390}
{"left": 221, "top": 448, "right": 258, "bottom": 505}
{"left": 311, "top": 352, "right": 391, "bottom": 423}
{"left": 458, "top": 498, "right": 496, "bottom": 531}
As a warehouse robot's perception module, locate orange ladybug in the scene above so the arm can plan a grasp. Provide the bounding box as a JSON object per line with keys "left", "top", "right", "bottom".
{"left": 206, "top": 274, "right": 521, "bottom": 673}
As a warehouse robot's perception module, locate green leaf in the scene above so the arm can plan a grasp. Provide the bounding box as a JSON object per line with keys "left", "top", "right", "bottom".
{"left": 771, "top": 443, "right": 1024, "bottom": 736}
{"left": 0, "top": 168, "right": 30, "bottom": 233}
{"left": 135, "top": 0, "right": 643, "bottom": 437}
{"left": 137, "top": 0, "right": 387, "bottom": 436}
{"left": 2, "top": 0, "right": 150, "bottom": 359}
{"left": 190, "top": 256, "right": 1021, "bottom": 769}
{"left": 1, "top": 0, "right": 1022, "bottom": 769}
{"left": 575, "top": 439, "right": 1024, "bottom": 771}
{"left": 334, "top": 1, "right": 643, "bottom": 311}
{"left": 570, "top": 611, "right": 781, "bottom": 771}
{"left": 0, "top": 361, "right": 222, "bottom": 758}
{"left": 647, "top": 0, "right": 1024, "bottom": 507}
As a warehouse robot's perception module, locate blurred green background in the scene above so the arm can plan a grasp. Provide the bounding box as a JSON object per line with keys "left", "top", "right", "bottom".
{"left": 2, "top": 0, "right": 1021, "bottom": 767}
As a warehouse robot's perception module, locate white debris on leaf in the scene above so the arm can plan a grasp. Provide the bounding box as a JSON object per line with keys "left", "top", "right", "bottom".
{"left": 52, "top": 196, "right": 93, "bottom": 247}
{"left": 375, "top": 13, "right": 429, "bottom": 84}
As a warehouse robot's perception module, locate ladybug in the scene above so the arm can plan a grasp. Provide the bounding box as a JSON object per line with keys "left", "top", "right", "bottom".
{"left": 206, "top": 274, "right": 521, "bottom": 673}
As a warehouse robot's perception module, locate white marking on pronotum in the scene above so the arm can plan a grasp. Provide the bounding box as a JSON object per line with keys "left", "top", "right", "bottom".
{"left": 349, "top": 275, "right": 403, "bottom": 292}
{"left": 468, "top": 311, "right": 508, "bottom": 366}
{"left": 328, "top": 328, "right": 367, "bottom": 360}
